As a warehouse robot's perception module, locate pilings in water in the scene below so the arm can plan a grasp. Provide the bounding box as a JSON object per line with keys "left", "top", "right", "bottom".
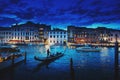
{"left": 114, "top": 34, "right": 119, "bottom": 80}
{"left": 70, "top": 58, "right": 75, "bottom": 80}
{"left": 24, "top": 52, "right": 27, "bottom": 64}
{"left": 12, "top": 54, "right": 15, "bottom": 66}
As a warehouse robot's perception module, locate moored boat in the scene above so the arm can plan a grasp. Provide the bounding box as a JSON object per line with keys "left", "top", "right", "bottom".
{"left": 76, "top": 45, "right": 101, "bottom": 52}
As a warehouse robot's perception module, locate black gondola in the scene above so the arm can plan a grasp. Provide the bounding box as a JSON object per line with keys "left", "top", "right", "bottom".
{"left": 34, "top": 52, "right": 64, "bottom": 62}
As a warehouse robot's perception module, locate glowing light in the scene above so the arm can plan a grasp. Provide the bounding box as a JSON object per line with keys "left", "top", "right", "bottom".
{"left": 11, "top": 45, "right": 17, "bottom": 48}
{"left": 0, "top": 57, "right": 3, "bottom": 62}
{"left": 81, "top": 39, "right": 84, "bottom": 42}
{"left": 45, "top": 45, "right": 50, "bottom": 50}
{"left": 104, "top": 37, "right": 107, "bottom": 41}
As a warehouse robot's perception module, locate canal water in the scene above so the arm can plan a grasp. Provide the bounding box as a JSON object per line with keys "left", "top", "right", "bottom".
{"left": 0, "top": 45, "right": 120, "bottom": 80}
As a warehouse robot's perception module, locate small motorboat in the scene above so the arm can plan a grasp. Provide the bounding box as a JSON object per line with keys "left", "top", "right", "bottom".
{"left": 34, "top": 52, "right": 64, "bottom": 62}
{"left": 76, "top": 45, "right": 101, "bottom": 52}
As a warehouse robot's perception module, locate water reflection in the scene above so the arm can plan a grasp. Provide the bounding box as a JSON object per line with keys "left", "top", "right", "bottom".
{"left": 32, "top": 61, "right": 50, "bottom": 73}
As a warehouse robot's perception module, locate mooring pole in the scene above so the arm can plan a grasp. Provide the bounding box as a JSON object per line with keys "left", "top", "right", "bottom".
{"left": 12, "top": 54, "right": 15, "bottom": 66}
{"left": 24, "top": 52, "right": 27, "bottom": 63}
{"left": 11, "top": 54, "right": 15, "bottom": 80}
{"left": 70, "top": 58, "right": 75, "bottom": 80}
{"left": 114, "top": 34, "right": 119, "bottom": 80}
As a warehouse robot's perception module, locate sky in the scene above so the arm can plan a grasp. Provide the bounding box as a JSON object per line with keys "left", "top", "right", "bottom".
{"left": 0, "top": 0, "right": 120, "bottom": 29}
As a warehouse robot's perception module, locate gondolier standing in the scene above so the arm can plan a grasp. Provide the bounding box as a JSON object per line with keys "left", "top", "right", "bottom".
{"left": 47, "top": 49, "right": 50, "bottom": 57}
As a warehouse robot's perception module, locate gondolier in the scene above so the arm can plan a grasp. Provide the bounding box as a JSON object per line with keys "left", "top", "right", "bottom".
{"left": 47, "top": 49, "right": 50, "bottom": 57}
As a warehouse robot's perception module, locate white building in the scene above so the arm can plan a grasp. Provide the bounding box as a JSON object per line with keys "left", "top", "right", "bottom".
{"left": 8, "top": 22, "right": 40, "bottom": 44}
{"left": 48, "top": 29, "right": 67, "bottom": 45}
{"left": 0, "top": 27, "right": 12, "bottom": 43}
{"left": 0, "top": 22, "right": 51, "bottom": 44}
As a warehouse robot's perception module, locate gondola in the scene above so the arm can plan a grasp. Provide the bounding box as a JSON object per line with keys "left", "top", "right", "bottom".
{"left": 34, "top": 52, "right": 64, "bottom": 62}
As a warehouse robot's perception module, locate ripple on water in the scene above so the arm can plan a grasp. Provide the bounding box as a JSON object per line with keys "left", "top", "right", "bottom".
{"left": 0, "top": 45, "right": 118, "bottom": 80}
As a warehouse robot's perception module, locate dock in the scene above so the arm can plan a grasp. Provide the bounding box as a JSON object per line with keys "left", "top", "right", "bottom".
{"left": 0, "top": 52, "right": 26, "bottom": 71}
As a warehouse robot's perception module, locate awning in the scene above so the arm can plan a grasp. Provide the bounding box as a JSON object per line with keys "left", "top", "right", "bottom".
{"left": 9, "top": 40, "right": 24, "bottom": 42}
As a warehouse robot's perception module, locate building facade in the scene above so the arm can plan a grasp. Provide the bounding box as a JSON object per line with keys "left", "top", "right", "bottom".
{"left": 0, "top": 27, "right": 12, "bottom": 43}
{"left": 0, "top": 22, "right": 51, "bottom": 44}
{"left": 67, "top": 26, "right": 99, "bottom": 44}
{"left": 1, "top": 22, "right": 120, "bottom": 45}
{"left": 38, "top": 24, "right": 51, "bottom": 43}
{"left": 9, "top": 22, "right": 39, "bottom": 44}
{"left": 67, "top": 26, "right": 120, "bottom": 44}
{"left": 48, "top": 28, "right": 67, "bottom": 45}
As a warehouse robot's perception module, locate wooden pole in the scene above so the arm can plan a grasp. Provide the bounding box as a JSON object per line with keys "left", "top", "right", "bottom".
{"left": 24, "top": 52, "right": 27, "bottom": 63}
{"left": 70, "top": 58, "right": 75, "bottom": 80}
{"left": 114, "top": 34, "right": 119, "bottom": 80}
{"left": 12, "top": 54, "right": 14, "bottom": 66}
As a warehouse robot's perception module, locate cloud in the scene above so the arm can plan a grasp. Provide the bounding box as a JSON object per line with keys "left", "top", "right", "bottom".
{"left": 0, "top": 0, "right": 120, "bottom": 29}
{"left": 10, "top": 0, "right": 21, "bottom": 4}
{"left": 0, "top": 17, "right": 19, "bottom": 27}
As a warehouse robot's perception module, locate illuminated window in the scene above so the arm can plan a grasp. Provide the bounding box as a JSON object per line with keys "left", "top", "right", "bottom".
{"left": 39, "top": 28, "right": 43, "bottom": 30}
{"left": 40, "top": 36, "right": 43, "bottom": 38}
{"left": 25, "top": 36, "right": 29, "bottom": 40}
{"left": 111, "top": 38, "right": 112, "bottom": 41}
{"left": 40, "top": 32, "right": 43, "bottom": 34}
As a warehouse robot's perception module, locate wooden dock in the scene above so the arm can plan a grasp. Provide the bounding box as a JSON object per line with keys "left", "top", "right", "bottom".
{"left": 0, "top": 52, "right": 26, "bottom": 71}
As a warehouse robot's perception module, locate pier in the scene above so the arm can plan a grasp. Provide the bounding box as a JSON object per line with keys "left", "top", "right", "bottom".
{"left": 0, "top": 52, "right": 26, "bottom": 71}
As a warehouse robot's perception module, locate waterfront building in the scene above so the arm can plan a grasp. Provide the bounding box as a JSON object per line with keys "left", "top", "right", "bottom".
{"left": 9, "top": 22, "right": 40, "bottom": 44}
{"left": 109, "top": 29, "right": 120, "bottom": 42}
{"left": 48, "top": 28, "right": 67, "bottom": 45}
{"left": 38, "top": 24, "right": 51, "bottom": 43}
{"left": 0, "top": 27, "right": 12, "bottom": 44}
{"left": 0, "top": 22, "right": 120, "bottom": 45}
{"left": 9, "top": 22, "right": 51, "bottom": 44}
{"left": 67, "top": 26, "right": 99, "bottom": 44}
{"left": 67, "top": 26, "right": 120, "bottom": 44}
{"left": 0, "top": 21, "right": 51, "bottom": 44}
{"left": 96, "top": 27, "right": 120, "bottom": 43}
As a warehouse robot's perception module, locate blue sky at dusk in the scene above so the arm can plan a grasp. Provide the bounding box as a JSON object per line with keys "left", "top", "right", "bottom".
{"left": 0, "top": 0, "right": 120, "bottom": 29}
